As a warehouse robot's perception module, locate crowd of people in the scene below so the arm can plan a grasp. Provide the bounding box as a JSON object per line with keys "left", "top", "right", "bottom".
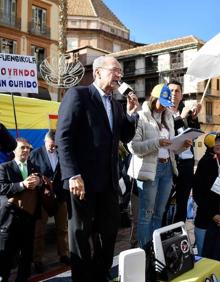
{"left": 0, "top": 55, "right": 219, "bottom": 282}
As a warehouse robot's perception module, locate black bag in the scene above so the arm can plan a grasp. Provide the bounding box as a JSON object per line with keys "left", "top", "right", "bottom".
{"left": 202, "top": 220, "right": 220, "bottom": 261}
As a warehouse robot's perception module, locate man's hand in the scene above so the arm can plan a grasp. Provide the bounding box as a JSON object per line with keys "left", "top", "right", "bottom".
{"left": 23, "top": 174, "right": 41, "bottom": 190}
{"left": 181, "top": 102, "right": 202, "bottom": 119}
{"left": 180, "top": 105, "right": 192, "bottom": 119}
{"left": 191, "top": 103, "right": 202, "bottom": 119}
{"left": 213, "top": 214, "right": 220, "bottom": 227}
{"left": 69, "top": 176, "right": 85, "bottom": 200}
{"left": 126, "top": 92, "right": 139, "bottom": 115}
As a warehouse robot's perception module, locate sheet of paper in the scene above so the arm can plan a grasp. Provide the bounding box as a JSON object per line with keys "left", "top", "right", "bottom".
{"left": 168, "top": 129, "right": 204, "bottom": 152}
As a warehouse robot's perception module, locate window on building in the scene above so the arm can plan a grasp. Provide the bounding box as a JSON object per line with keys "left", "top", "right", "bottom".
{"left": 67, "top": 38, "right": 78, "bottom": 50}
{"left": 206, "top": 101, "right": 213, "bottom": 123}
{"left": 170, "top": 72, "right": 184, "bottom": 90}
{"left": 0, "top": 38, "right": 17, "bottom": 53}
{"left": 31, "top": 46, "right": 45, "bottom": 74}
{"left": 170, "top": 51, "right": 183, "bottom": 69}
{"left": 0, "top": 0, "right": 16, "bottom": 26}
{"left": 31, "top": 5, "right": 47, "bottom": 34}
{"left": 70, "top": 20, "right": 79, "bottom": 27}
{"left": 217, "top": 79, "right": 219, "bottom": 91}
{"left": 123, "top": 60, "right": 135, "bottom": 76}
{"left": 145, "top": 56, "right": 158, "bottom": 72}
{"left": 113, "top": 43, "right": 121, "bottom": 52}
{"left": 204, "top": 79, "right": 211, "bottom": 94}
{"left": 145, "top": 76, "right": 159, "bottom": 97}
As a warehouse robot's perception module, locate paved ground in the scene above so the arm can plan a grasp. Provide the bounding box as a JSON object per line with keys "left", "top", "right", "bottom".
{"left": 8, "top": 218, "right": 195, "bottom": 281}
{"left": 28, "top": 222, "right": 132, "bottom": 281}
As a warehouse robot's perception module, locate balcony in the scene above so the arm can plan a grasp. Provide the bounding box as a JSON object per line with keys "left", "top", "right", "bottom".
{"left": 28, "top": 22, "right": 51, "bottom": 39}
{"left": 124, "top": 67, "right": 135, "bottom": 76}
{"left": 170, "top": 62, "right": 184, "bottom": 70}
{"left": 0, "top": 11, "right": 21, "bottom": 29}
{"left": 145, "top": 65, "right": 158, "bottom": 73}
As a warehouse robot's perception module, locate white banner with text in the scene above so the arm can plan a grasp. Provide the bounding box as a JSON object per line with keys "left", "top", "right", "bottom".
{"left": 0, "top": 53, "right": 38, "bottom": 93}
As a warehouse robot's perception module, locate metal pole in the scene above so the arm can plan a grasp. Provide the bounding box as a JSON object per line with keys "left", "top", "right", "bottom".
{"left": 199, "top": 78, "right": 211, "bottom": 104}
{"left": 57, "top": 0, "right": 67, "bottom": 101}
{"left": 11, "top": 93, "right": 19, "bottom": 137}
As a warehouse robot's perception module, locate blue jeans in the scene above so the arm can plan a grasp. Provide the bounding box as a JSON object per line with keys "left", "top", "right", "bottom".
{"left": 194, "top": 226, "right": 206, "bottom": 256}
{"left": 137, "top": 161, "right": 173, "bottom": 247}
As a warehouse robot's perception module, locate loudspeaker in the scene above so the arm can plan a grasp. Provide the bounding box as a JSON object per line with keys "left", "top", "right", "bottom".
{"left": 119, "top": 248, "right": 145, "bottom": 282}
{"left": 153, "top": 221, "right": 194, "bottom": 281}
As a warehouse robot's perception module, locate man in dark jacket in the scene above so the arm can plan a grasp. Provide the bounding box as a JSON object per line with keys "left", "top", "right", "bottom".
{"left": 30, "top": 130, "right": 69, "bottom": 273}
{"left": 193, "top": 133, "right": 220, "bottom": 256}
{"left": 168, "top": 80, "right": 200, "bottom": 223}
{"left": 0, "top": 137, "right": 41, "bottom": 281}
{"left": 56, "top": 55, "right": 139, "bottom": 282}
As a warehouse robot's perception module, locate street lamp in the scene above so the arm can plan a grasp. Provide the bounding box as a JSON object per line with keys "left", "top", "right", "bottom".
{"left": 58, "top": 0, "right": 67, "bottom": 56}
{"left": 39, "top": 0, "right": 85, "bottom": 100}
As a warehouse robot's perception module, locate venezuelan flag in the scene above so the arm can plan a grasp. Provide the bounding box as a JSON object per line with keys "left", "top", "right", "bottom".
{"left": 0, "top": 94, "right": 60, "bottom": 148}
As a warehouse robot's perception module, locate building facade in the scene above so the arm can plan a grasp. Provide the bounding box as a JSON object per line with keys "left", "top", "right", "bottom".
{"left": 66, "top": 0, "right": 142, "bottom": 53}
{"left": 0, "top": 0, "right": 59, "bottom": 100}
{"left": 112, "top": 35, "right": 220, "bottom": 158}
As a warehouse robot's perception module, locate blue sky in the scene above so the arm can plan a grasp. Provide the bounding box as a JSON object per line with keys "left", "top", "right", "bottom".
{"left": 104, "top": 0, "right": 220, "bottom": 44}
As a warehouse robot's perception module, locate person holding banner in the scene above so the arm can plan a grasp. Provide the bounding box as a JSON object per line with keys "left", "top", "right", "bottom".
{"left": 168, "top": 80, "right": 201, "bottom": 223}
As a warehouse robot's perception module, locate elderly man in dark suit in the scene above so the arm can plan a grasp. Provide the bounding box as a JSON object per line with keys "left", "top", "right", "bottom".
{"left": 30, "top": 130, "right": 69, "bottom": 273}
{"left": 56, "top": 55, "right": 139, "bottom": 282}
{"left": 0, "top": 137, "right": 41, "bottom": 281}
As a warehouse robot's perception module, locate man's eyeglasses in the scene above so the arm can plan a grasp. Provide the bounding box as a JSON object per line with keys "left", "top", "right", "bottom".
{"left": 99, "top": 67, "right": 123, "bottom": 76}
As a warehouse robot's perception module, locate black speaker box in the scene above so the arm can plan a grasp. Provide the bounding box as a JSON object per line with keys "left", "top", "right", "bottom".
{"left": 153, "top": 222, "right": 194, "bottom": 281}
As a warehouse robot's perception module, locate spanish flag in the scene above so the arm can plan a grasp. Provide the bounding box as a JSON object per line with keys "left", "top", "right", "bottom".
{"left": 48, "top": 114, "right": 58, "bottom": 130}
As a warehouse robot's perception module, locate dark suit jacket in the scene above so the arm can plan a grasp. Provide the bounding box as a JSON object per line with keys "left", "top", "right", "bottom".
{"left": 0, "top": 159, "right": 41, "bottom": 215}
{"left": 56, "top": 83, "right": 137, "bottom": 192}
{"left": 0, "top": 159, "right": 37, "bottom": 198}
{"left": 0, "top": 123, "right": 17, "bottom": 153}
{"left": 193, "top": 153, "right": 220, "bottom": 229}
{"left": 29, "top": 146, "right": 64, "bottom": 200}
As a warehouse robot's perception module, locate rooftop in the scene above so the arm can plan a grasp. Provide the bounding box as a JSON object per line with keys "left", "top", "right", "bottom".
{"left": 67, "top": 0, "right": 128, "bottom": 31}
{"left": 111, "top": 35, "right": 205, "bottom": 58}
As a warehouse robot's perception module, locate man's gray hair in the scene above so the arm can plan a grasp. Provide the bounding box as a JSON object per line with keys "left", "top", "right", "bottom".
{"left": 92, "top": 56, "right": 106, "bottom": 78}
{"left": 44, "top": 130, "right": 55, "bottom": 141}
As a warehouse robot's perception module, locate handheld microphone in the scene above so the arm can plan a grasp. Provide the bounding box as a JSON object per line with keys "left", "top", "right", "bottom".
{"left": 117, "top": 81, "right": 134, "bottom": 97}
